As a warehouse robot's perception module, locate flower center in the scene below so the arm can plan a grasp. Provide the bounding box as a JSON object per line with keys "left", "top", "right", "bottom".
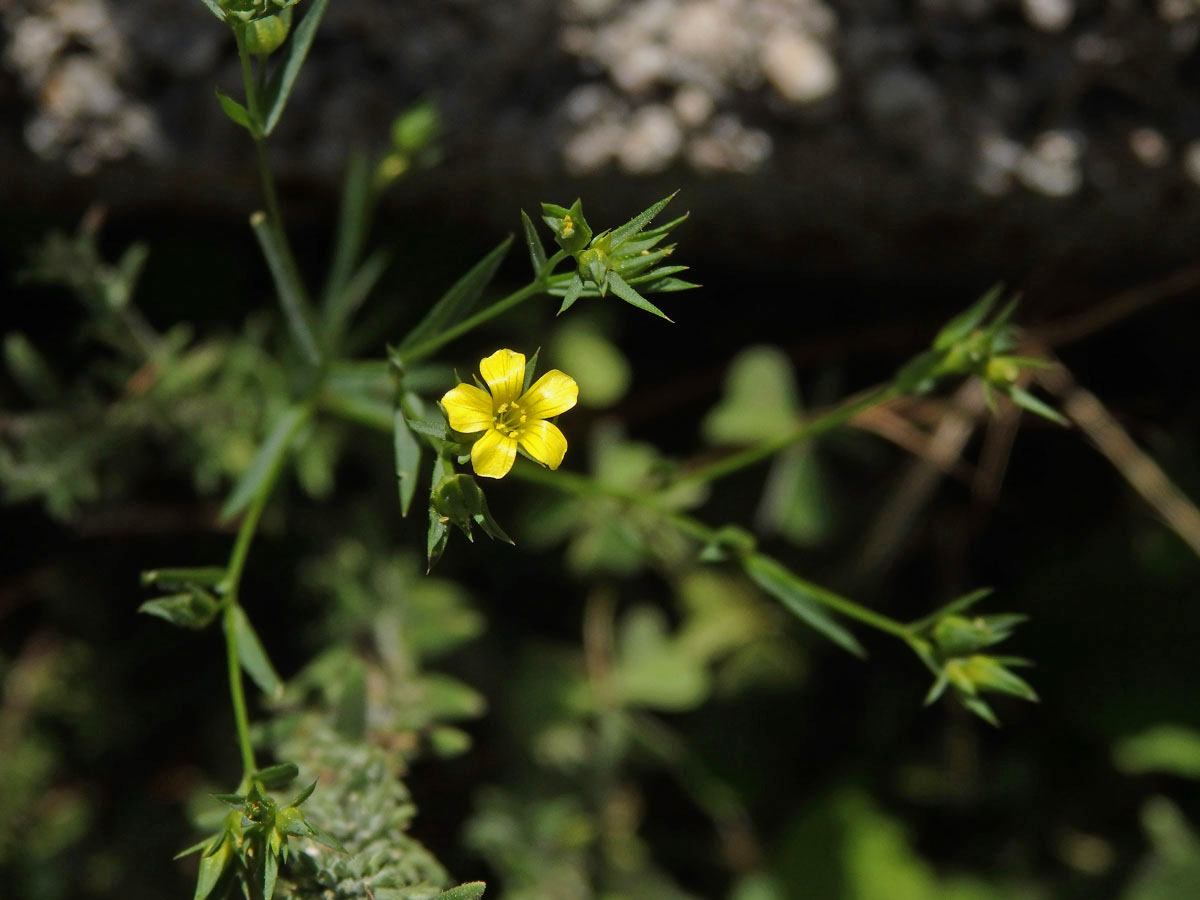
{"left": 493, "top": 400, "right": 528, "bottom": 439}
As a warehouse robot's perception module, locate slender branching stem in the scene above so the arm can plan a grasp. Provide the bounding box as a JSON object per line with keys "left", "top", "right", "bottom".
{"left": 401, "top": 280, "right": 546, "bottom": 364}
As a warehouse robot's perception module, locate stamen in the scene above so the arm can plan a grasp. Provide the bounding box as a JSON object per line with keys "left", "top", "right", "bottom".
{"left": 508, "top": 430, "right": 519, "bottom": 438}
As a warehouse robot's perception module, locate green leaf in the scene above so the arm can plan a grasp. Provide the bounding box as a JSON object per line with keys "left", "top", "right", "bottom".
{"left": 521, "top": 347, "right": 541, "bottom": 393}
{"left": 198, "top": 0, "right": 225, "bottom": 21}
{"left": 521, "top": 210, "right": 547, "bottom": 278}
{"left": 215, "top": 88, "right": 257, "bottom": 134}
{"left": 427, "top": 503, "right": 450, "bottom": 571}
{"left": 140, "top": 567, "right": 228, "bottom": 592}
{"left": 234, "top": 606, "right": 284, "bottom": 699}
{"left": 743, "top": 555, "right": 866, "bottom": 657}
{"left": 322, "top": 248, "right": 390, "bottom": 353}
{"left": 305, "top": 822, "right": 348, "bottom": 853}
{"left": 210, "top": 793, "right": 246, "bottom": 809}
{"left": 1006, "top": 385, "right": 1069, "bottom": 426}
{"left": 260, "top": 0, "right": 329, "bottom": 135}
{"left": 557, "top": 272, "right": 585, "bottom": 315}
{"left": 607, "top": 192, "right": 678, "bottom": 250}
{"left": 254, "top": 762, "right": 299, "bottom": 789}
{"left": 220, "top": 404, "right": 310, "bottom": 522}
{"left": 703, "top": 346, "right": 799, "bottom": 444}
{"left": 263, "top": 844, "right": 279, "bottom": 900}
{"left": 1114, "top": 725, "right": 1200, "bottom": 779}
{"left": 606, "top": 270, "right": 672, "bottom": 321}
{"left": 139, "top": 591, "right": 220, "bottom": 630}
{"left": 960, "top": 693, "right": 1000, "bottom": 727}
{"left": 908, "top": 588, "right": 994, "bottom": 632}
{"left": 4, "top": 333, "right": 61, "bottom": 404}
{"left": 394, "top": 405, "right": 423, "bottom": 517}
{"left": 249, "top": 212, "right": 321, "bottom": 365}
{"left": 436, "top": 882, "right": 487, "bottom": 900}
{"left": 933, "top": 284, "right": 1003, "bottom": 350}
{"left": 175, "top": 834, "right": 216, "bottom": 860}
{"left": 398, "top": 237, "right": 513, "bottom": 354}
{"left": 193, "top": 839, "right": 230, "bottom": 900}
{"left": 321, "top": 149, "right": 373, "bottom": 320}
{"left": 288, "top": 780, "right": 318, "bottom": 808}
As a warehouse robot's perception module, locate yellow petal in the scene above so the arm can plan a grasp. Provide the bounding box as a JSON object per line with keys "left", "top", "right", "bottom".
{"left": 518, "top": 419, "right": 568, "bottom": 470}
{"left": 479, "top": 349, "right": 525, "bottom": 405}
{"left": 519, "top": 369, "right": 578, "bottom": 420}
{"left": 471, "top": 427, "right": 518, "bottom": 479}
{"left": 441, "top": 383, "right": 494, "bottom": 433}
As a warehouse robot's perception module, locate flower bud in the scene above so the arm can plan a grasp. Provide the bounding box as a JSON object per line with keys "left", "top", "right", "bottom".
{"left": 234, "top": 8, "right": 292, "bottom": 56}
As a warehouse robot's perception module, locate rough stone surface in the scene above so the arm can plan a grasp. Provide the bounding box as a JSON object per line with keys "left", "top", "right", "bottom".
{"left": 3, "top": 0, "right": 1200, "bottom": 279}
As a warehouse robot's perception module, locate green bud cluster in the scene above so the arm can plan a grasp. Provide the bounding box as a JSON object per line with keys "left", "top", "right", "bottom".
{"left": 910, "top": 589, "right": 1038, "bottom": 725}
{"left": 895, "top": 285, "right": 1067, "bottom": 425}
{"left": 218, "top": 0, "right": 301, "bottom": 23}
{"left": 537, "top": 193, "right": 695, "bottom": 321}
{"left": 182, "top": 764, "right": 345, "bottom": 900}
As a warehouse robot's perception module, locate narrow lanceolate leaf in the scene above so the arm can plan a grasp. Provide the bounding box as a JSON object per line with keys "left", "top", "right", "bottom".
{"left": 234, "top": 606, "right": 284, "bottom": 700}
{"left": 436, "top": 883, "right": 488, "bottom": 900}
{"left": 261, "top": 0, "right": 330, "bottom": 135}
{"left": 198, "top": 0, "right": 224, "bottom": 20}
{"left": 908, "top": 587, "right": 993, "bottom": 632}
{"left": 398, "top": 236, "right": 513, "bottom": 354}
{"left": 321, "top": 149, "right": 373, "bottom": 318}
{"left": 743, "top": 555, "right": 866, "bottom": 657}
{"left": 139, "top": 591, "right": 220, "bottom": 630}
{"left": 249, "top": 213, "right": 321, "bottom": 365}
{"left": 521, "top": 210, "right": 547, "bottom": 278}
{"left": 193, "top": 843, "right": 229, "bottom": 900}
{"left": 1006, "top": 385, "right": 1069, "bottom": 426}
{"left": 263, "top": 846, "right": 279, "bottom": 900}
{"left": 558, "top": 272, "right": 585, "bottom": 315}
{"left": 215, "top": 89, "right": 257, "bottom": 135}
{"left": 394, "top": 404, "right": 422, "bottom": 516}
{"left": 140, "top": 567, "right": 228, "bottom": 592}
{"left": 221, "top": 404, "right": 310, "bottom": 522}
{"left": 607, "top": 271, "right": 672, "bottom": 322}
{"left": 934, "top": 283, "right": 1003, "bottom": 350}
{"left": 608, "top": 192, "right": 678, "bottom": 249}
{"left": 521, "top": 347, "right": 541, "bottom": 393}
{"left": 322, "top": 248, "right": 390, "bottom": 352}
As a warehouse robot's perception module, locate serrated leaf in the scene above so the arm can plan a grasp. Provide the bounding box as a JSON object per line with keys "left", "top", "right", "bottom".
{"left": 139, "top": 591, "right": 220, "bottom": 630}
{"left": 1006, "top": 385, "right": 1069, "bottom": 426}
{"left": 743, "top": 555, "right": 866, "bottom": 657}
{"left": 260, "top": 0, "right": 329, "bottom": 135}
{"left": 521, "top": 210, "right": 547, "bottom": 278}
{"left": 436, "top": 882, "right": 487, "bottom": 900}
{"left": 220, "top": 404, "right": 309, "bottom": 522}
{"left": 234, "top": 606, "right": 284, "bottom": 700}
{"left": 608, "top": 192, "right": 678, "bottom": 249}
{"left": 394, "top": 405, "right": 422, "bottom": 517}
{"left": 607, "top": 271, "right": 672, "bottom": 321}
{"left": 934, "top": 284, "right": 1003, "bottom": 350}
{"left": 215, "top": 88, "right": 256, "bottom": 134}
{"left": 399, "top": 237, "right": 513, "bottom": 354}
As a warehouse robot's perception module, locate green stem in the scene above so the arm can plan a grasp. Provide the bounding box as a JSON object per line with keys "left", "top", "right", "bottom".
{"left": 219, "top": 404, "right": 312, "bottom": 780}
{"left": 223, "top": 604, "right": 257, "bottom": 780}
{"left": 401, "top": 280, "right": 546, "bottom": 364}
{"left": 235, "top": 28, "right": 320, "bottom": 366}
{"left": 671, "top": 384, "right": 900, "bottom": 490}
{"left": 510, "top": 461, "right": 912, "bottom": 641}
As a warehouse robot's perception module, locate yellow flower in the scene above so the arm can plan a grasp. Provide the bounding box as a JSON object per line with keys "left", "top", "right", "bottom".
{"left": 441, "top": 349, "right": 579, "bottom": 479}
